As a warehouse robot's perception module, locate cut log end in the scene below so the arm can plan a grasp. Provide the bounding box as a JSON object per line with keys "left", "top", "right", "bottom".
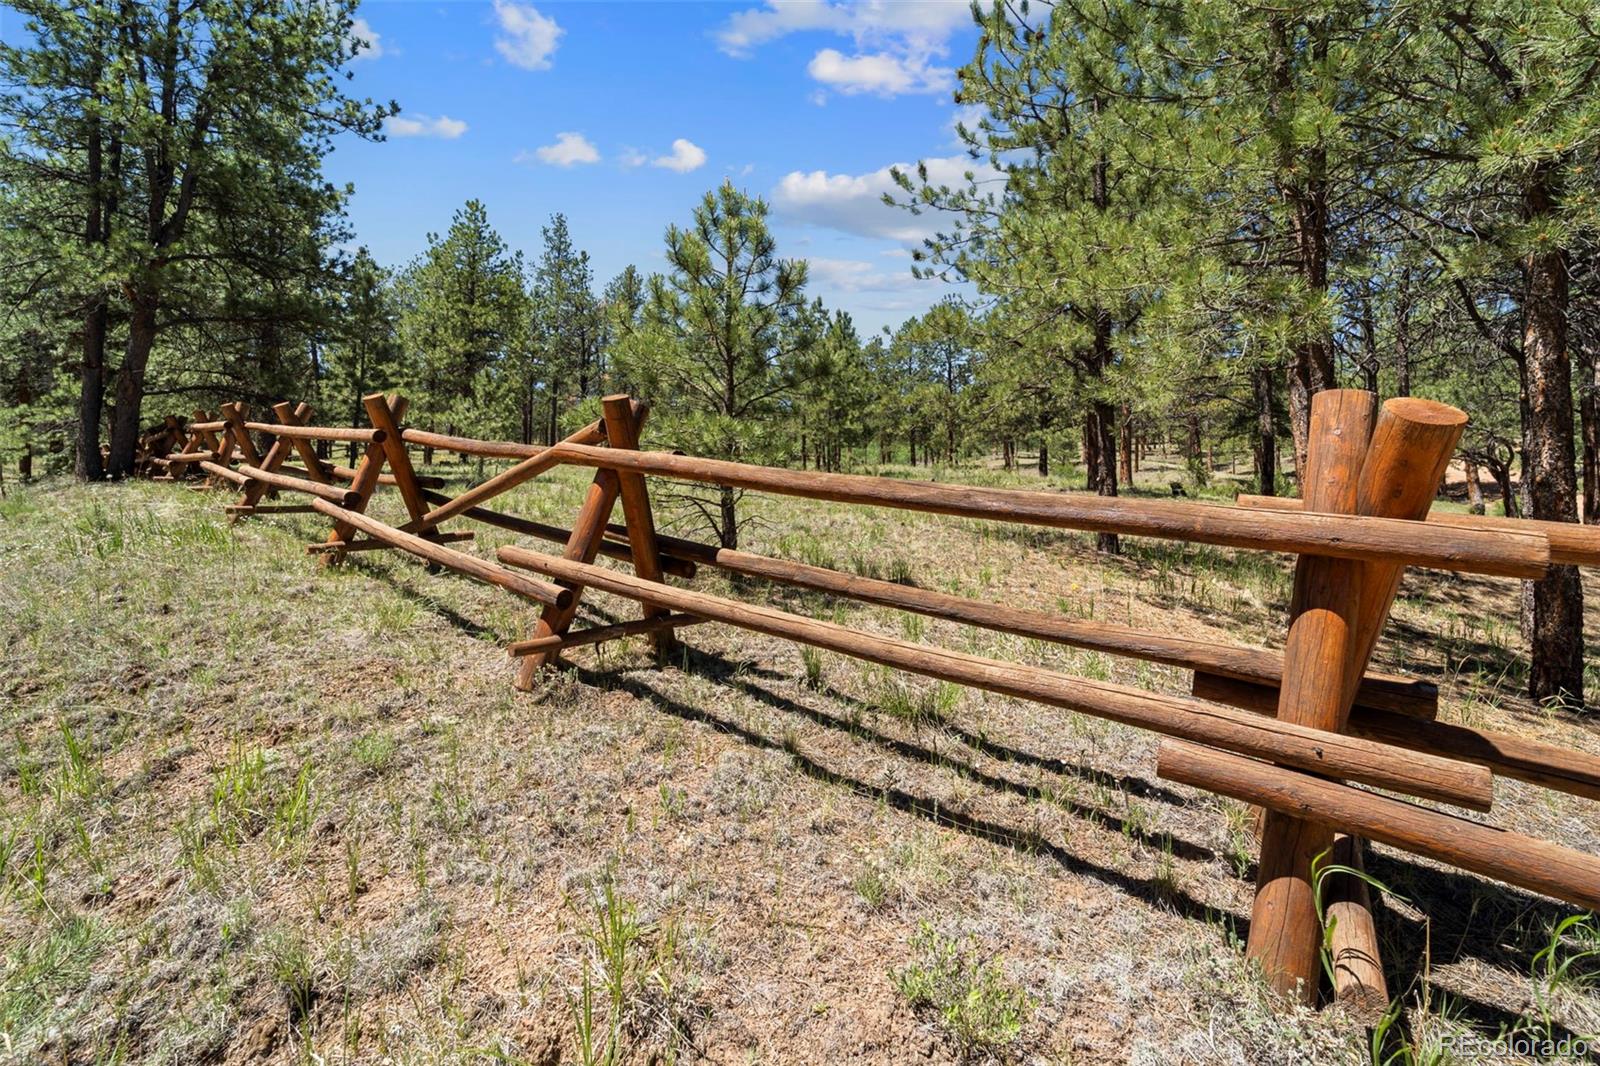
{"left": 1382, "top": 396, "right": 1468, "bottom": 428}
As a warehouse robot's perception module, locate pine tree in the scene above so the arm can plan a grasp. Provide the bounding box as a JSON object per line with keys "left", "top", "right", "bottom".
{"left": 528, "top": 214, "right": 602, "bottom": 443}
{"left": 396, "top": 200, "right": 527, "bottom": 446}
{"left": 619, "top": 181, "right": 814, "bottom": 548}
{"left": 322, "top": 249, "right": 401, "bottom": 462}
{"left": 0, "top": 0, "right": 391, "bottom": 476}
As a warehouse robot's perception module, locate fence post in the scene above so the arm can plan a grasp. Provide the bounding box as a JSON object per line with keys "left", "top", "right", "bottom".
{"left": 364, "top": 392, "right": 430, "bottom": 526}
{"left": 1248, "top": 392, "right": 1468, "bottom": 1005}
{"left": 1247, "top": 389, "right": 1375, "bottom": 1002}
{"left": 600, "top": 395, "right": 676, "bottom": 661}
{"left": 279, "top": 402, "right": 334, "bottom": 483}
{"left": 319, "top": 394, "right": 403, "bottom": 565}
{"left": 235, "top": 402, "right": 310, "bottom": 518}
{"left": 511, "top": 405, "right": 652, "bottom": 690}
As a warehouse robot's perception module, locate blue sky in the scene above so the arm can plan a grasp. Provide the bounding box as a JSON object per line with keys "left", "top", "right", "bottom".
{"left": 329, "top": 1, "right": 989, "bottom": 334}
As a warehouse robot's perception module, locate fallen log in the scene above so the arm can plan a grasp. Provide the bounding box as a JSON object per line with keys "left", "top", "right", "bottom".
{"left": 309, "top": 498, "right": 572, "bottom": 609}
{"left": 541, "top": 442, "right": 1549, "bottom": 579}
{"left": 1191, "top": 671, "right": 1600, "bottom": 802}
{"left": 496, "top": 546, "right": 1493, "bottom": 810}
{"left": 1157, "top": 740, "right": 1600, "bottom": 913}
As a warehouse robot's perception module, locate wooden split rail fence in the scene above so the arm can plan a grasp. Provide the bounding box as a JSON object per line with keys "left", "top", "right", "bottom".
{"left": 141, "top": 390, "right": 1600, "bottom": 1018}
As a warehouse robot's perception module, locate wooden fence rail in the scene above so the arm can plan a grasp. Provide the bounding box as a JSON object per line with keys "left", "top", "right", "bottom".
{"left": 135, "top": 388, "right": 1598, "bottom": 1021}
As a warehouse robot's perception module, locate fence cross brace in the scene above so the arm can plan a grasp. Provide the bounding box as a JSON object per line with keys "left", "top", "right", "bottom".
{"left": 1246, "top": 391, "right": 1467, "bottom": 1016}
{"left": 513, "top": 395, "right": 674, "bottom": 688}
{"left": 233, "top": 402, "right": 316, "bottom": 519}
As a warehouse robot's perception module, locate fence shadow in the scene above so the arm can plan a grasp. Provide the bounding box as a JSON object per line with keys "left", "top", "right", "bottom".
{"left": 569, "top": 654, "right": 1234, "bottom": 930}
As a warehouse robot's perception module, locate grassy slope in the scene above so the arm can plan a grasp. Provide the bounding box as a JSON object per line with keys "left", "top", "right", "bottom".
{"left": 0, "top": 461, "right": 1597, "bottom": 1065}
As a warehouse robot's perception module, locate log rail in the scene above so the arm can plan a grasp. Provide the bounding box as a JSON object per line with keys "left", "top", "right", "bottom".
{"left": 138, "top": 388, "right": 1600, "bottom": 1021}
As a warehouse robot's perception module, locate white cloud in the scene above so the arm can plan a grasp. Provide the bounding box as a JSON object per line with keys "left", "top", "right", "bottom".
{"left": 807, "top": 48, "right": 951, "bottom": 96}
{"left": 349, "top": 17, "right": 384, "bottom": 61}
{"left": 385, "top": 113, "right": 468, "bottom": 139}
{"left": 804, "top": 256, "right": 924, "bottom": 293}
{"left": 772, "top": 154, "right": 1001, "bottom": 241}
{"left": 619, "top": 147, "right": 648, "bottom": 168}
{"left": 523, "top": 131, "right": 599, "bottom": 166}
{"left": 652, "top": 138, "right": 707, "bottom": 173}
{"left": 717, "top": 0, "right": 969, "bottom": 56}
{"left": 493, "top": 0, "right": 562, "bottom": 70}
{"left": 718, "top": 0, "right": 969, "bottom": 99}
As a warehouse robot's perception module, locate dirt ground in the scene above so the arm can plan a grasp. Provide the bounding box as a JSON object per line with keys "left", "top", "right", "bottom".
{"left": 1, "top": 457, "right": 1597, "bottom": 1065}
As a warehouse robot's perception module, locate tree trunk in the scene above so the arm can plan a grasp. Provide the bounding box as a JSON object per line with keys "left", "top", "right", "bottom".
{"left": 1579, "top": 336, "right": 1599, "bottom": 524}
{"left": 1520, "top": 166, "right": 1584, "bottom": 705}
{"left": 1118, "top": 404, "right": 1133, "bottom": 486}
{"left": 1038, "top": 436, "right": 1049, "bottom": 479}
{"left": 1254, "top": 363, "right": 1277, "bottom": 496}
{"left": 1088, "top": 399, "right": 1119, "bottom": 552}
{"left": 77, "top": 303, "right": 107, "bottom": 480}
{"left": 719, "top": 485, "right": 738, "bottom": 550}
{"left": 1273, "top": 19, "right": 1336, "bottom": 483}
{"left": 76, "top": 74, "right": 111, "bottom": 482}
{"left": 1357, "top": 288, "right": 1381, "bottom": 394}
{"left": 106, "top": 293, "right": 158, "bottom": 477}
{"left": 1464, "top": 459, "right": 1485, "bottom": 515}
{"left": 1394, "top": 273, "right": 1413, "bottom": 397}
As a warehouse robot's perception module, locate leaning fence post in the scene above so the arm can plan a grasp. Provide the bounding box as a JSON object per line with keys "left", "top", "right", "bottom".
{"left": 320, "top": 394, "right": 403, "bottom": 565}
{"left": 511, "top": 406, "right": 648, "bottom": 690}
{"left": 1247, "top": 389, "right": 1375, "bottom": 1002}
{"left": 600, "top": 395, "right": 676, "bottom": 661}
{"left": 1249, "top": 392, "right": 1468, "bottom": 1006}
{"left": 363, "top": 392, "right": 430, "bottom": 526}
{"left": 234, "top": 402, "right": 306, "bottom": 519}
{"left": 278, "top": 402, "right": 334, "bottom": 484}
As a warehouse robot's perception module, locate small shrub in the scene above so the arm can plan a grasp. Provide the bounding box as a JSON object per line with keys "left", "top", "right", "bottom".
{"left": 351, "top": 730, "right": 398, "bottom": 776}
{"left": 893, "top": 922, "right": 1030, "bottom": 1053}
{"left": 800, "top": 646, "right": 825, "bottom": 690}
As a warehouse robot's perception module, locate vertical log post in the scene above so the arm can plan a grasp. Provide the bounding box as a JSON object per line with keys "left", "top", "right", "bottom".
{"left": 1323, "top": 397, "right": 1466, "bottom": 1015}
{"left": 363, "top": 392, "right": 430, "bottom": 527}
{"left": 1324, "top": 833, "right": 1387, "bottom": 1023}
{"left": 1247, "top": 389, "right": 1376, "bottom": 1002}
{"left": 600, "top": 395, "right": 676, "bottom": 661}
{"left": 320, "top": 395, "right": 404, "bottom": 565}
{"left": 1248, "top": 393, "right": 1467, "bottom": 1006}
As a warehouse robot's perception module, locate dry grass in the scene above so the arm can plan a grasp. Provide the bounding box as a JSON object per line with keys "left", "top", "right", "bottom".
{"left": 0, "top": 455, "right": 1597, "bottom": 1065}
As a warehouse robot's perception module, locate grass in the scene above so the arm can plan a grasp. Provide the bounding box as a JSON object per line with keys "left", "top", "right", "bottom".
{"left": 893, "top": 921, "right": 1032, "bottom": 1053}
{"left": 0, "top": 468, "right": 1597, "bottom": 1063}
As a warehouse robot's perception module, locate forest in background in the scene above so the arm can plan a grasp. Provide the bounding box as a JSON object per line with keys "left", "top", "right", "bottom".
{"left": 2, "top": 0, "right": 1597, "bottom": 706}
